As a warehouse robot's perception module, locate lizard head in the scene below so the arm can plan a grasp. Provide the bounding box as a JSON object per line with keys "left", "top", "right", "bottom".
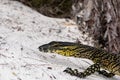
{"left": 38, "top": 41, "right": 80, "bottom": 56}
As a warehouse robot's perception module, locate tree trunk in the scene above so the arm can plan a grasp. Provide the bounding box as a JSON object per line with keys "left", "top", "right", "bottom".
{"left": 72, "top": 0, "right": 120, "bottom": 54}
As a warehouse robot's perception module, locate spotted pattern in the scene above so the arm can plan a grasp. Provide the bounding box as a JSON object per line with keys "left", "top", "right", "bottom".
{"left": 64, "top": 63, "right": 100, "bottom": 78}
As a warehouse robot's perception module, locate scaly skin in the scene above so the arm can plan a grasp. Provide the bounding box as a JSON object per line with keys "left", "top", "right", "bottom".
{"left": 39, "top": 41, "right": 120, "bottom": 78}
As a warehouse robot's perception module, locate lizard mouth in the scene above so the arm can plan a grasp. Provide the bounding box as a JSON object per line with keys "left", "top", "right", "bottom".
{"left": 39, "top": 45, "right": 49, "bottom": 52}
{"left": 38, "top": 44, "right": 54, "bottom": 53}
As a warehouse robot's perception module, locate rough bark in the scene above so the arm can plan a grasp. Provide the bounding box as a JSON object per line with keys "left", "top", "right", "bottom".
{"left": 72, "top": 0, "right": 120, "bottom": 54}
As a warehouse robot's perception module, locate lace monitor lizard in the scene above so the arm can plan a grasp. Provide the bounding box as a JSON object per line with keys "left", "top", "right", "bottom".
{"left": 39, "top": 41, "right": 120, "bottom": 78}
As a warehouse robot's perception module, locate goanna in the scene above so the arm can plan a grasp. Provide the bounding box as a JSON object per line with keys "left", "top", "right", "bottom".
{"left": 38, "top": 41, "right": 120, "bottom": 78}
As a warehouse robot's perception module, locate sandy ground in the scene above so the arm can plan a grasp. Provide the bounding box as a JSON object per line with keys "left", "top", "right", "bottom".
{"left": 0, "top": 0, "right": 120, "bottom": 80}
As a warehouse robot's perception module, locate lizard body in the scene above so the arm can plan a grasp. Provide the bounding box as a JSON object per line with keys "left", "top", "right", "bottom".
{"left": 39, "top": 41, "right": 120, "bottom": 78}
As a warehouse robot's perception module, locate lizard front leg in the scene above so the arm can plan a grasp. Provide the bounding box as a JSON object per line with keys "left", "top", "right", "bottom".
{"left": 63, "top": 63, "right": 100, "bottom": 78}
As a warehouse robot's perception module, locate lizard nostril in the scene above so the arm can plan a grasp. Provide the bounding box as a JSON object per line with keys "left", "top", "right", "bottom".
{"left": 38, "top": 46, "right": 43, "bottom": 51}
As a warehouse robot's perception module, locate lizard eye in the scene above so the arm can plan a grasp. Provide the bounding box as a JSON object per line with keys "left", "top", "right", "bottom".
{"left": 49, "top": 41, "right": 60, "bottom": 47}
{"left": 52, "top": 43, "right": 60, "bottom": 47}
